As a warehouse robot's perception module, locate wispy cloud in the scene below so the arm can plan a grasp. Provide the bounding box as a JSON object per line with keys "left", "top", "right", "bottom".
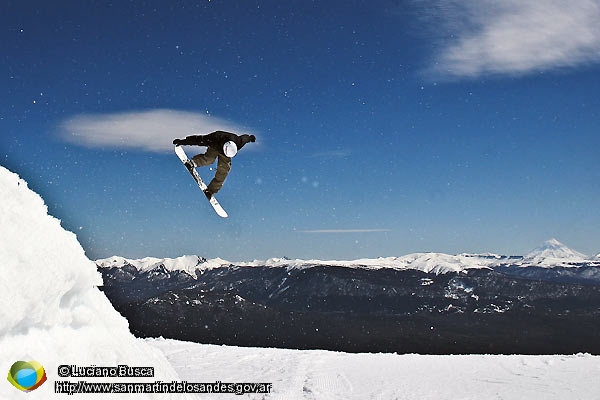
{"left": 300, "top": 229, "right": 391, "bottom": 234}
{"left": 59, "top": 109, "right": 248, "bottom": 153}
{"left": 310, "top": 149, "right": 352, "bottom": 160}
{"left": 427, "top": 0, "right": 600, "bottom": 78}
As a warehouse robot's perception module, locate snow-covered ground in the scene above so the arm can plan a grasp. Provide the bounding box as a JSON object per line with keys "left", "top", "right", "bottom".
{"left": 150, "top": 338, "right": 600, "bottom": 400}
{"left": 2, "top": 164, "right": 599, "bottom": 399}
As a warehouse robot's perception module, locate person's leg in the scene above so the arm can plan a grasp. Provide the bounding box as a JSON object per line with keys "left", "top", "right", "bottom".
{"left": 207, "top": 155, "right": 232, "bottom": 194}
{"left": 191, "top": 147, "right": 218, "bottom": 167}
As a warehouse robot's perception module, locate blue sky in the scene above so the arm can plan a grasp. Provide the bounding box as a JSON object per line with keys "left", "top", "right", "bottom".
{"left": 2, "top": 0, "right": 600, "bottom": 260}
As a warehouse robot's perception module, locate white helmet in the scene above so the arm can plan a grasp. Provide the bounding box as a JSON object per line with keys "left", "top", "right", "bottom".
{"left": 223, "top": 141, "right": 238, "bottom": 158}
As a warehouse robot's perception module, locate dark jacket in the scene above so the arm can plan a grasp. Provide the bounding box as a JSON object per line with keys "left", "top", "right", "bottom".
{"left": 176, "top": 131, "right": 255, "bottom": 157}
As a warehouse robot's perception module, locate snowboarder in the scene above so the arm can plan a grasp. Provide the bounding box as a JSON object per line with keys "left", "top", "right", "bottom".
{"left": 173, "top": 131, "right": 256, "bottom": 198}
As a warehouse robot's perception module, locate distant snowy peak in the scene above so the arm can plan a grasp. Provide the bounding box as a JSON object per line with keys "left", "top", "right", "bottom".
{"left": 523, "top": 238, "right": 588, "bottom": 266}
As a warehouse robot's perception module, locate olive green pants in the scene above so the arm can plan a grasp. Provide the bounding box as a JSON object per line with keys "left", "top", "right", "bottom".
{"left": 192, "top": 147, "right": 231, "bottom": 194}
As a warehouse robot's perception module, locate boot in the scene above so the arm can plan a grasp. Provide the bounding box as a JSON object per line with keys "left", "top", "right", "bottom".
{"left": 184, "top": 159, "right": 195, "bottom": 172}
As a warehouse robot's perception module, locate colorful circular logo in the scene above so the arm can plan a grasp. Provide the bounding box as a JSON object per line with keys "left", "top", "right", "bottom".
{"left": 7, "top": 358, "right": 47, "bottom": 392}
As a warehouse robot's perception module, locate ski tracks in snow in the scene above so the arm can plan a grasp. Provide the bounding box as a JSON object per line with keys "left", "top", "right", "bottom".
{"left": 293, "top": 353, "right": 355, "bottom": 400}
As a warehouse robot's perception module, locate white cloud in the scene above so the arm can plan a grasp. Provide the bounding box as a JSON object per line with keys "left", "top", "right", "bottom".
{"left": 429, "top": 0, "right": 600, "bottom": 78}
{"left": 59, "top": 109, "right": 248, "bottom": 153}
{"left": 310, "top": 149, "right": 352, "bottom": 160}
{"left": 300, "top": 229, "right": 391, "bottom": 234}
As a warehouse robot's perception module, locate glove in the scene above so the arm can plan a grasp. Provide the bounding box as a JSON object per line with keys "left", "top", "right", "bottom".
{"left": 173, "top": 138, "right": 182, "bottom": 145}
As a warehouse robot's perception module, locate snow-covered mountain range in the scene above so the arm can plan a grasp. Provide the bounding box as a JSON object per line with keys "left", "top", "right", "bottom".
{"left": 97, "top": 238, "right": 599, "bottom": 276}
{"left": 98, "top": 238, "right": 600, "bottom": 355}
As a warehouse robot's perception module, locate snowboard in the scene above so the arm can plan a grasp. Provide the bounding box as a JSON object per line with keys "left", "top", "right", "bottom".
{"left": 174, "top": 145, "right": 228, "bottom": 218}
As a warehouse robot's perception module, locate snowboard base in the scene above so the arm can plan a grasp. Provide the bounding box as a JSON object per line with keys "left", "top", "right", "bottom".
{"left": 175, "top": 145, "right": 228, "bottom": 218}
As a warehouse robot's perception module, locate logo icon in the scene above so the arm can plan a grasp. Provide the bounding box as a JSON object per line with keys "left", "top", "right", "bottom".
{"left": 7, "top": 357, "right": 47, "bottom": 392}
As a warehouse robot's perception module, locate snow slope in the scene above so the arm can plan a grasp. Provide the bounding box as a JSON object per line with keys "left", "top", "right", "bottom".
{"left": 150, "top": 338, "right": 600, "bottom": 400}
{"left": 0, "top": 167, "right": 183, "bottom": 399}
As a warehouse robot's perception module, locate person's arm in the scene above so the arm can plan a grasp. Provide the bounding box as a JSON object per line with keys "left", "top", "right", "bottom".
{"left": 173, "top": 135, "right": 207, "bottom": 146}
{"left": 236, "top": 134, "right": 256, "bottom": 150}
